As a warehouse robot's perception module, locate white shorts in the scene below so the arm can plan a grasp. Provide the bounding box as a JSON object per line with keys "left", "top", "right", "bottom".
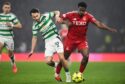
{"left": 0, "top": 37, "right": 14, "bottom": 51}
{"left": 45, "top": 37, "right": 64, "bottom": 57}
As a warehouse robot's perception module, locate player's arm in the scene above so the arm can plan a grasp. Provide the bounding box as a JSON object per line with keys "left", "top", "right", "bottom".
{"left": 6, "top": 22, "right": 22, "bottom": 28}
{"left": 88, "top": 13, "right": 117, "bottom": 32}
{"left": 6, "top": 21, "right": 22, "bottom": 29}
{"left": 50, "top": 11, "right": 62, "bottom": 23}
{"left": 6, "top": 14, "right": 22, "bottom": 29}
{"left": 60, "top": 13, "right": 72, "bottom": 27}
{"left": 13, "top": 22, "right": 22, "bottom": 29}
{"left": 61, "top": 19, "right": 72, "bottom": 27}
{"left": 28, "top": 36, "right": 37, "bottom": 57}
{"left": 93, "top": 20, "right": 117, "bottom": 32}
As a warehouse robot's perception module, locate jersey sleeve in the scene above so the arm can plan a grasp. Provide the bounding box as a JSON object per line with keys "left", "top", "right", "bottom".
{"left": 88, "top": 13, "right": 97, "bottom": 23}
{"left": 32, "top": 25, "right": 38, "bottom": 36}
{"left": 11, "top": 14, "right": 20, "bottom": 25}
{"left": 61, "top": 12, "right": 70, "bottom": 20}
{"left": 49, "top": 12, "right": 55, "bottom": 18}
{"left": 44, "top": 12, "right": 55, "bottom": 18}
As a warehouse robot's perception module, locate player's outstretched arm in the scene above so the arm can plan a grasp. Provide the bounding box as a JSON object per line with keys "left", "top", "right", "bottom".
{"left": 28, "top": 36, "right": 37, "bottom": 58}
{"left": 94, "top": 20, "right": 117, "bottom": 32}
{"left": 61, "top": 19, "right": 72, "bottom": 27}
{"left": 6, "top": 22, "right": 22, "bottom": 29}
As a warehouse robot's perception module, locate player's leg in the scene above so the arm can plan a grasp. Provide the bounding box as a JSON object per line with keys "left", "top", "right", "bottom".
{"left": 0, "top": 41, "right": 4, "bottom": 61}
{"left": 44, "top": 40, "right": 57, "bottom": 67}
{"left": 78, "top": 41, "right": 89, "bottom": 74}
{"left": 8, "top": 50, "right": 17, "bottom": 73}
{"left": 57, "top": 52, "right": 71, "bottom": 82}
{"left": 55, "top": 38, "right": 74, "bottom": 76}
{"left": 6, "top": 39, "right": 17, "bottom": 73}
{"left": 45, "top": 56, "right": 56, "bottom": 67}
{"left": 55, "top": 50, "right": 71, "bottom": 82}
{"left": 56, "top": 50, "right": 71, "bottom": 74}
{"left": 55, "top": 38, "right": 71, "bottom": 82}
{"left": 79, "top": 48, "right": 89, "bottom": 73}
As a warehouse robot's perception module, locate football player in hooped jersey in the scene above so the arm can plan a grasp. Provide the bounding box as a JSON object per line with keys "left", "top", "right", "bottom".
{"left": 28, "top": 8, "right": 71, "bottom": 82}
{"left": 55, "top": 1, "right": 117, "bottom": 81}
{"left": 0, "top": 2, "right": 22, "bottom": 73}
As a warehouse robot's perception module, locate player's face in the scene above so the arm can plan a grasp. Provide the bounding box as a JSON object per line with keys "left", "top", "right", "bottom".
{"left": 2, "top": 5, "right": 11, "bottom": 14}
{"left": 78, "top": 7, "right": 86, "bottom": 16}
{"left": 31, "top": 13, "right": 41, "bottom": 21}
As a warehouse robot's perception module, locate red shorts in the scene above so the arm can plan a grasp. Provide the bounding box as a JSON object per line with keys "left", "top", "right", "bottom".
{"left": 64, "top": 38, "right": 89, "bottom": 52}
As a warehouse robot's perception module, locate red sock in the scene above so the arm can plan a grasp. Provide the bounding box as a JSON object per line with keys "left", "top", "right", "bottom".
{"left": 79, "top": 63, "right": 85, "bottom": 73}
{"left": 56, "top": 64, "right": 62, "bottom": 74}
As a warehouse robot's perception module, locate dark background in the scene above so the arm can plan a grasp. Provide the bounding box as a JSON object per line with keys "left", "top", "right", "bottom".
{"left": 0, "top": 0, "right": 125, "bottom": 53}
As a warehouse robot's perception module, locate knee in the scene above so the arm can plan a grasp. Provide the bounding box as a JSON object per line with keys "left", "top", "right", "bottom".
{"left": 8, "top": 50, "right": 14, "bottom": 57}
{"left": 64, "top": 51, "right": 71, "bottom": 60}
{"left": 59, "top": 56, "right": 65, "bottom": 62}
{"left": 45, "top": 58, "right": 52, "bottom": 65}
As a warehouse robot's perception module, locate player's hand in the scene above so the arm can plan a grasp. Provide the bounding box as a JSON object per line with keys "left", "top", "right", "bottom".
{"left": 67, "top": 21, "right": 73, "bottom": 27}
{"left": 63, "top": 20, "right": 73, "bottom": 27}
{"left": 55, "top": 16, "right": 63, "bottom": 23}
{"left": 109, "top": 28, "right": 117, "bottom": 32}
{"left": 28, "top": 51, "right": 34, "bottom": 58}
{"left": 6, "top": 22, "right": 14, "bottom": 27}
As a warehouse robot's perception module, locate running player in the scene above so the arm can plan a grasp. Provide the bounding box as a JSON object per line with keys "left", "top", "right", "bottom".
{"left": 0, "top": 2, "right": 22, "bottom": 73}
{"left": 55, "top": 1, "right": 117, "bottom": 80}
{"left": 28, "top": 8, "right": 71, "bottom": 82}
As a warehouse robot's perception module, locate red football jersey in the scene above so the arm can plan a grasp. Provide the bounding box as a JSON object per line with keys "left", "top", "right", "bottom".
{"left": 62, "top": 11, "right": 97, "bottom": 41}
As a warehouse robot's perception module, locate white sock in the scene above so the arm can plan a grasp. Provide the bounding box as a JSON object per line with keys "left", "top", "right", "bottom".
{"left": 66, "top": 72, "right": 70, "bottom": 76}
{"left": 55, "top": 62, "right": 58, "bottom": 67}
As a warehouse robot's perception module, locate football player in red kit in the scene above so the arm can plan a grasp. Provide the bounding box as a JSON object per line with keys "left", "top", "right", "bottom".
{"left": 55, "top": 1, "right": 117, "bottom": 81}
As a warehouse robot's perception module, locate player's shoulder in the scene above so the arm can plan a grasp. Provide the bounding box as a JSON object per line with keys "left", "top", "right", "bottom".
{"left": 63, "top": 11, "right": 78, "bottom": 18}
{"left": 9, "top": 13, "right": 16, "bottom": 16}
{"left": 85, "top": 11, "right": 94, "bottom": 17}
{"left": 42, "top": 12, "right": 50, "bottom": 16}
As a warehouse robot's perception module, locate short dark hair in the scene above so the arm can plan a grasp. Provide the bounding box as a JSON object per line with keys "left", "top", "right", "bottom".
{"left": 3, "top": 2, "right": 11, "bottom": 6}
{"left": 78, "top": 2, "right": 87, "bottom": 9}
{"left": 30, "top": 8, "right": 40, "bottom": 16}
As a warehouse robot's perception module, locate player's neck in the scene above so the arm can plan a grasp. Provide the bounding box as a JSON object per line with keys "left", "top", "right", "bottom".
{"left": 3, "top": 12, "right": 10, "bottom": 14}
{"left": 79, "top": 14, "right": 84, "bottom": 18}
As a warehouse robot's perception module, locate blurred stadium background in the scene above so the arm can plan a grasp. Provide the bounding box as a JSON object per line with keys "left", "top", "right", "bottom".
{"left": 0, "top": 0, "right": 125, "bottom": 84}
{"left": 0, "top": 0, "right": 125, "bottom": 53}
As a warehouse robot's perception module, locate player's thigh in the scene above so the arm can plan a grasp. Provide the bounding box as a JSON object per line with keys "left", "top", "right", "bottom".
{"left": 0, "top": 37, "right": 5, "bottom": 51}
{"left": 64, "top": 39, "right": 76, "bottom": 54}
{"left": 0, "top": 42, "right": 4, "bottom": 51}
{"left": 5, "top": 39, "right": 14, "bottom": 51}
{"left": 57, "top": 52, "right": 65, "bottom": 60}
{"left": 45, "top": 41, "right": 55, "bottom": 62}
{"left": 54, "top": 38, "right": 64, "bottom": 54}
{"left": 77, "top": 41, "right": 89, "bottom": 56}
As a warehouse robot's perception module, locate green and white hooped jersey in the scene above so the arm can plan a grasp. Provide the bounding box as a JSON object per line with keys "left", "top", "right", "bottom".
{"left": 32, "top": 12, "right": 59, "bottom": 41}
{"left": 0, "top": 13, "right": 20, "bottom": 38}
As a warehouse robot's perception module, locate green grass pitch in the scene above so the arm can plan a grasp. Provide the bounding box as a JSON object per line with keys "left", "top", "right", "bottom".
{"left": 0, "top": 62, "right": 125, "bottom": 84}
